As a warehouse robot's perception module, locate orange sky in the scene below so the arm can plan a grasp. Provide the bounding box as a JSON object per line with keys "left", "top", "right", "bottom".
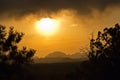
{"left": 1, "top": 6, "right": 120, "bottom": 57}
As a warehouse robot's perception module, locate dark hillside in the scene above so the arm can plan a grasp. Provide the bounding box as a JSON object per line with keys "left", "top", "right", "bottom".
{"left": 26, "top": 62, "right": 83, "bottom": 80}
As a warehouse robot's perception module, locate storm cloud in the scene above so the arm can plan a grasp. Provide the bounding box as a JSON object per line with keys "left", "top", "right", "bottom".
{"left": 0, "top": 0, "right": 120, "bottom": 18}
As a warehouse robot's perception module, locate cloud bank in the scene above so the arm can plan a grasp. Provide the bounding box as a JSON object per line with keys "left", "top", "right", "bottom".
{"left": 0, "top": 0, "right": 120, "bottom": 18}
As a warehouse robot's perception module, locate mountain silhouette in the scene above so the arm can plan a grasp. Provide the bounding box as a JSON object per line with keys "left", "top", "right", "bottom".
{"left": 34, "top": 51, "right": 87, "bottom": 63}
{"left": 46, "top": 51, "right": 67, "bottom": 58}
{"left": 69, "top": 52, "right": 82, "bottom": 59}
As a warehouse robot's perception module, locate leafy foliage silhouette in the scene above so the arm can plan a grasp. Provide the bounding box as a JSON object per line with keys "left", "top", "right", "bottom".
{"left": 0, "top": 25, "right": 36, "bottom": 79}
{"left": 89, "top": 24, "right": 120, "bottom": 66}
{"left": 0, "top": 25, "right": 36, "bottom": 65}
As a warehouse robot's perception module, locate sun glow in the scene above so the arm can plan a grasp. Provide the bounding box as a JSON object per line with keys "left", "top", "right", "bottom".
{"left": 35, "top": 18, "right": 59, "bottom": 36}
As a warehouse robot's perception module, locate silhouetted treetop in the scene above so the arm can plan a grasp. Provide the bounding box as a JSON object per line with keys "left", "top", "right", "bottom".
{"left": 0, "top": 25, "right": 36, "bottom": 65}
{"left": 89, "top": 23, "right": 120, "bottom": 66}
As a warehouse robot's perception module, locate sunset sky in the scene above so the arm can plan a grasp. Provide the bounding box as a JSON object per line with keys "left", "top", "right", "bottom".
{"left": 0, "top": 0, "right": 120, "bottom": 57}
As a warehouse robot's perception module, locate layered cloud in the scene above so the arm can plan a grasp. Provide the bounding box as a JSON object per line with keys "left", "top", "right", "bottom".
{"left": 0, "top": 0, "right": 120, "bottom": 18}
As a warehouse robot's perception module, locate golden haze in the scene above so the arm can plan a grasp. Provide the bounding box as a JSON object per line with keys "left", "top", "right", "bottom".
{"left": 0, "top": 8, "right": 120, "bottom": 57}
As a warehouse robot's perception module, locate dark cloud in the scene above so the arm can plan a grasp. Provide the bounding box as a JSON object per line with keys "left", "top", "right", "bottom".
{"left": 0, "top": 0, "right": 120, "bottom": 18}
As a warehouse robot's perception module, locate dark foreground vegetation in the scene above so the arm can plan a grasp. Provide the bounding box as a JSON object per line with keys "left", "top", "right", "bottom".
{"left": 0, "top": 24, "right": 120, "bottom": 80}
{"left": 1, "top": 61, "right": 119, "bottom": 80}
{"left": 0, "top": 60, "right": 120, "bottom": 80}
{"left": 21, "top": 60, "right": 120, "bottom": 80}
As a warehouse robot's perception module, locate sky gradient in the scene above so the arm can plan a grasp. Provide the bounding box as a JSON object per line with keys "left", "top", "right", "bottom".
{"left": 0, "top": 0, "right": 120, "bottom": 57}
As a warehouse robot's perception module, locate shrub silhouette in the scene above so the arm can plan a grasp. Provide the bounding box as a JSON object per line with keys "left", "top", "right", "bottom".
{"left": 88, "top": 24, "right": 120, "bottom": 66}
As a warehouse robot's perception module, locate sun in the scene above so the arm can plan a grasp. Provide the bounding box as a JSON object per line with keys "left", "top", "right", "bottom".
{"left": 35, "top": 18, "right": 59, "bottom": 36}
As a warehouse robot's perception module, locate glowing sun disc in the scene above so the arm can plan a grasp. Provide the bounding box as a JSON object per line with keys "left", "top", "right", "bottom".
{"left": 35, "top": 18, "right": 59, "bottom": 36}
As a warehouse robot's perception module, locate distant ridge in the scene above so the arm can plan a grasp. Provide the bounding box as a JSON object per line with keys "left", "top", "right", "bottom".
{"left": 34, "top": 51, "right": 87, "bottom": 63}
{"left": 45, "top": 51, "right": 67, "bottom": 58}
{"left": 46, "top": 51, "right": 86, "bottom": 59}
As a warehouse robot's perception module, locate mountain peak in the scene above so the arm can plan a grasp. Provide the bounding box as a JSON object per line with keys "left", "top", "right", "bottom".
{"left": 46, "top": 51, "right": 67, "bottom": 58}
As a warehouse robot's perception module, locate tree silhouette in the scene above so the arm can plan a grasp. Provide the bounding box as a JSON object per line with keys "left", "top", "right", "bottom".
{"left": 0, "top": 25, "right": 36, "bottom": 66}
{"left": 0, "top": 25, "right": 36, "bottom": 80}
{"left": 88, "top": 24, "right": 120, "bottom": 66}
